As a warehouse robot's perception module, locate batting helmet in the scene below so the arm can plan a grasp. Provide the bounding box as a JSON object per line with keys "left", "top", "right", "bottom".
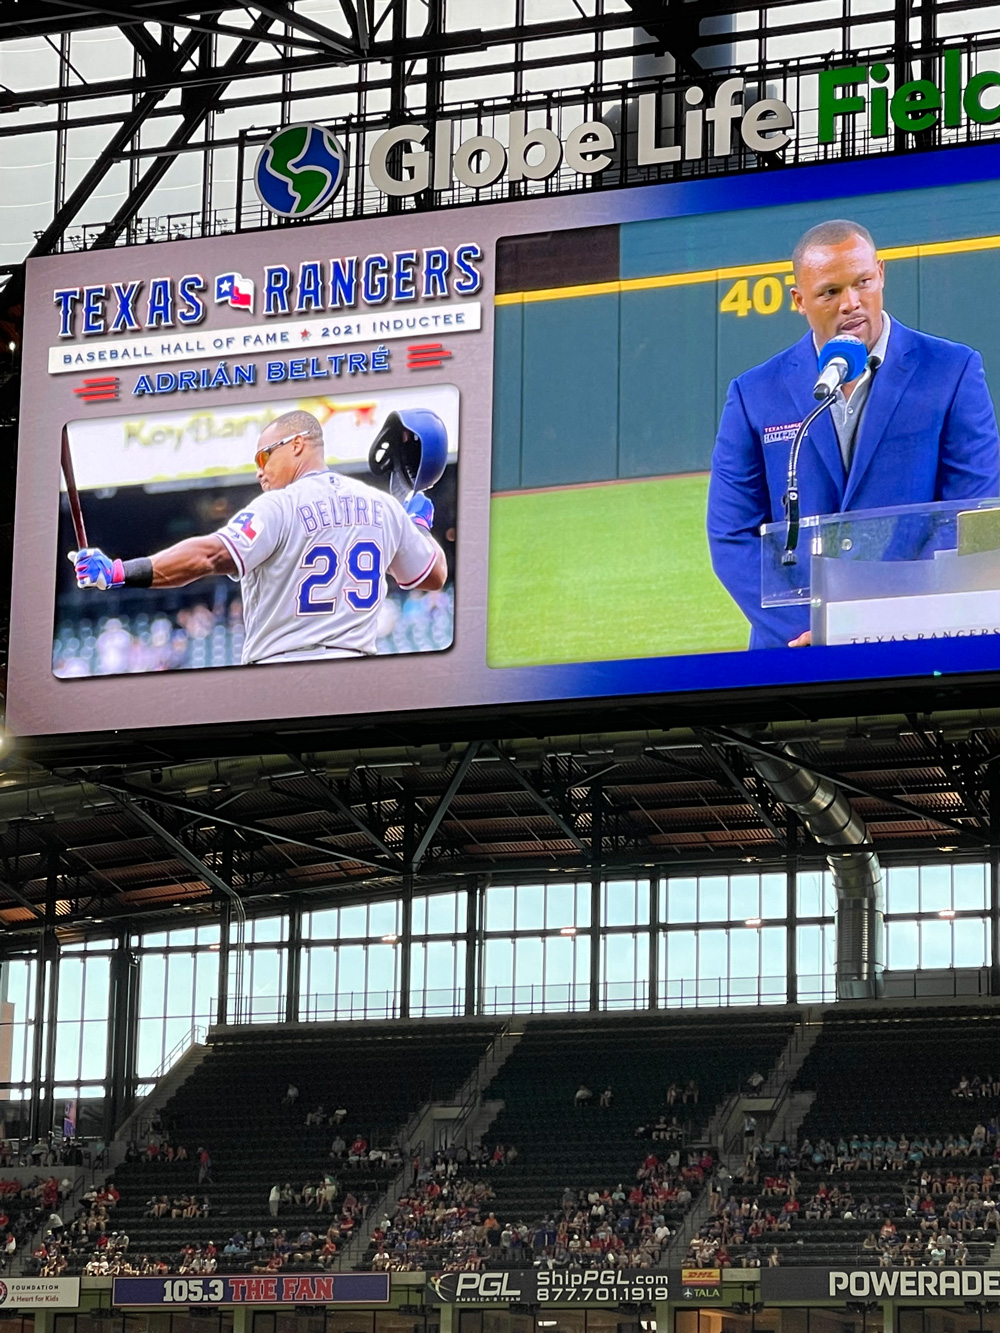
{"left": 369, "top": 408, "right": 449, "bottom": 501}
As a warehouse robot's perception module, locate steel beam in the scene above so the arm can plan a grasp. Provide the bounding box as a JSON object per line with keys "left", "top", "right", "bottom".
{"left": 484, "top": 743, "right": 588, "bottom": 854}
{"left": 104, "top": 788, "right": 244, "bottom": 908}
{"left": 695, "top": 730, "right": 787, "bottom": 847}
{"left": 91, "top": 12, "right": 276, "bottom": 250}
{"left": 410, "top": 740, "right": 481, "bottom": 871}
{"left": 98, "top": 779, "right": 397, "bottom": 874}
{"left": 248, "top": 1, "right": 358, "bottom": 57}
{"left": 280, "top": 755, "right": 402, "bottom": 865}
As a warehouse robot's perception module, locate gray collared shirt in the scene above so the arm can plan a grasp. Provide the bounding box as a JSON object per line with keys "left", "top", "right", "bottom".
{"left": 814, "top": 312, "right": 892, "bottom": 473}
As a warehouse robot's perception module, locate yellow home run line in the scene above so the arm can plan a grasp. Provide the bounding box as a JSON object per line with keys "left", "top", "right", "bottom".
{"left": 494, "top": 232, "right": 1000, "bottom": 306}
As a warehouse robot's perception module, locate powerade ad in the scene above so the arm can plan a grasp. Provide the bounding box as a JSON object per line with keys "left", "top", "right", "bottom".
{"left": 12, "top": 139, "right": 1000, "bottom": 738}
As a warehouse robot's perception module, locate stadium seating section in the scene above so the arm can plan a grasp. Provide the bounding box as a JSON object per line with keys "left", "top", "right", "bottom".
{"left": 34, "top": 1002, "right": 1000, "bottom": 1276}
{"left": 688, "top": 1005, "right": 1000, "bottom": 1269}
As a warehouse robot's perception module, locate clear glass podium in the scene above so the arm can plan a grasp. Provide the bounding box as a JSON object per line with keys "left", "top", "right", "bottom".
{"left": 760, "top": 498, "right": 1000, "bottom": 646}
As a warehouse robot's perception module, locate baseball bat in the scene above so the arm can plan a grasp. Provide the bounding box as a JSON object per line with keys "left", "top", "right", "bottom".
{"left": 60, "top": 425, "right": 88, "bottom": 551}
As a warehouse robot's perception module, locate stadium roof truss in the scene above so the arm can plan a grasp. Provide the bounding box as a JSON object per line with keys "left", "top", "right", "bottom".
{"left": 0, "top": 714, "right": 998, "bottom": 942}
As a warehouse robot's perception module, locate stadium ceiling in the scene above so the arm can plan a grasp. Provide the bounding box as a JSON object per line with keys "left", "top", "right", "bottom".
{"left": 0, "top": 707, "right": 999, "bottom": 942}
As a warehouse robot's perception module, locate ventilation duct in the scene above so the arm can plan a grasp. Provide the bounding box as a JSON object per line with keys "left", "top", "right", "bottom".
{"left": 744, "top": 745, "right": 884, "bottom": 1000}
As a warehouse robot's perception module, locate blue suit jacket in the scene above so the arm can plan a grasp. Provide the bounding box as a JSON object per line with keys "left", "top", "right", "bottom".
{"left": 706, "top": 319, "right": 1000, "bottom": 649}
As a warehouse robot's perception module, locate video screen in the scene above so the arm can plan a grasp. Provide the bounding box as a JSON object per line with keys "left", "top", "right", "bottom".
{"left": 487, "top": 171, "right": 1000, "bottom": 665}
{"left": 53, "top": 386, "right": 458, "bottom": 677}
{"left": 12, "top": 144, "right": 1000, "bottom": 740}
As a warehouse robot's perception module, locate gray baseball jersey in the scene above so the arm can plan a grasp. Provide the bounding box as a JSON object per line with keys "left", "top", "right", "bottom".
{"left": 216, "top": 468, "right": 438, "bottom": 664}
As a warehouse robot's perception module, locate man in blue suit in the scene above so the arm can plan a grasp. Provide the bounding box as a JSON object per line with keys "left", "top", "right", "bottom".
{"left": 707, "top": 219, "right": 1000, "bottom": 649}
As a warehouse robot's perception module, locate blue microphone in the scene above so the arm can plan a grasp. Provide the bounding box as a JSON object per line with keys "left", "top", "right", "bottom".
{"left": 813, "top": 333, "right": 869, "bottom": 400}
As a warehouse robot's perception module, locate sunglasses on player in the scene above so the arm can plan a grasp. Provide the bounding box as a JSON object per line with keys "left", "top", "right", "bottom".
{"left": 254, "top": 431, "right": 302, "bottom": 471}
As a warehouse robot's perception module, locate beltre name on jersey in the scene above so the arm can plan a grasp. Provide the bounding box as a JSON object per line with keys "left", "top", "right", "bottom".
{"left": 216, "top": 468, "right": 438, "bottom": 664}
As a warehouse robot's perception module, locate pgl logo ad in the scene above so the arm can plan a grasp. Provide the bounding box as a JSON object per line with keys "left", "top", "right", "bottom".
{"left": 255, "top": 124, "right": 348, "bottom": 219}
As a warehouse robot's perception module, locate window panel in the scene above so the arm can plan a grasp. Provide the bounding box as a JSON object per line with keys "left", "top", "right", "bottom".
{"left": 729, "top": 875, "right": 760, "bottom": 922}
{"left": 728, "top": 925, "right": 760, "bottom": 980}
{"left": 82, "top": 958, "right": 110, "bottom": 1022}
{"left": 365, "top": 944, "right": 399, "bottom": 1005}
{"left": 305, "top": 908, "right": 339, "bottom": 939}
{"left": 575, "top": 882, "right": 591, "bottom": 927}
{"left": 698, "top": 877, "right": 728, "bottom": 922}
{"left": 953, "top": 916, "right": 989, "bottom": 969}
{"left": 665, "top": 879, "right": 697, "bottom": 924}
{"left": 797, "top": 923, "right": 837, "bottom": 1002}
{"left": 887, "top": 920, "right": 919, "bottom": 971}
{"left": 761, "top": 926, "right": 788, "bottom": 986}
{"left": 545, "top": 881, "right": 578, "bottom": 930}
{"left": 697, "top": 929, "right": 728, "bottom": 980}
{"left": 601, "top": 931, "right": 648, "bottom": 1009}
{"left": 164, "top": 954, "right": 194, "bottom": 1017}
{"left": 59, "top": 960, "right": 84, "bottom": 1022}
{"left": 368, "top": 901, "right": 400, "bottom": 939}
{"left": 920, "top": 865, "right": 953, "bottom": 913}
{"left": 513, "top": 936, "right": 543, "bottom": 1003}
{"left": 410, "top": 939, "right": 465, "bottom": 1017}
{"left": 515, "top": 885, "right": 545, "bottom": 931}
{"left": 797, "top": 870, "right": 833, "bottom": 918}
{"left": 920, "top": 918, "right": 953, "bottom": 969}
{"left": 338, "top": 905, "right": 369, "bottom": 939}
{"left": 761, "top": 873, "right": 787, "bottom": 918}
{"left": 887, "top": 866, "right": 919, "bottom": 914}
{"left": 953, "top": 863, "right": 988, "bottom": 912}
{"left": 485, "top": 886, "right": 514, "bottom": 933}
{"left": 603, "top": 879, "right": 647, "bottom": 927}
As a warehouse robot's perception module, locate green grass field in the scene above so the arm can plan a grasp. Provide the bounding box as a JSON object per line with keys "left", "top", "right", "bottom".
{"left": 486, "top": 474, "right": 749, "bottom": 668}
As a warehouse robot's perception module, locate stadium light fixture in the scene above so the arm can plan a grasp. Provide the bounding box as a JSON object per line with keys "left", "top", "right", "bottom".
{"left": 744, "top": 917, "right": 762, "bottom": 928}
{"left": 938, "top": 908, "right": 956, "bottom": 918}
{"left": 560, "top": 926, "right": 577, "bottom": 935}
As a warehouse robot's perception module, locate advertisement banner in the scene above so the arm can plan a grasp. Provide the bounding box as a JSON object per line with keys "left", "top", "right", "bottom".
{"left": 13, "top": 142, "right": 1000, "bottom": 738}
{"left": 761, "top": 1267, "right": 1000, "bottom": 1301}
{"left": 0, "top": 1279, "right": 81, "bottom": 1308}
{"left": 112, "top": 1274, "right": 390, "bottom": 1306}
{"left": 427, "top": 1270, "right": 670, "bottom": 1304}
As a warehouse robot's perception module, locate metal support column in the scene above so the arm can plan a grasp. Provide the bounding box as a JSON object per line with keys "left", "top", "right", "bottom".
{"left": 400, "top": 796, "right": 415, "bottom": 1020}
{"left": 285, "top": 904, "right": 302, "bottom": 1025}
{"left": 40, "top": 851, "right": 60, "bottom": 1142}
{"left": 786, "top": 811, "right": 799, "bottom": 1006}
{"left": 648, "top": 874, "right": 659, "bottom": 1010}
{"left": 106, "top": 931, "right": 139, "bottom": 1137}
{"left": 463, "top": 883, "right": 477, "bottom": 1018}
{"left": 217, "top": 894, "right": 231, "bottom": 1028}
{"left": 590, "top": 782, "right": 603, "bottom": 1012}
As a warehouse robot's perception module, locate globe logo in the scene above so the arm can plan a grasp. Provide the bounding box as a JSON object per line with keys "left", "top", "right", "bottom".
{"left": 254, "top": 124, "right": 347, "bottom": 219}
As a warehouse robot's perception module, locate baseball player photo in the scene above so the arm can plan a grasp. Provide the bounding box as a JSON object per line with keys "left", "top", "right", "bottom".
{"left": 53, "top": 388, "right": 458, "bottom": 676}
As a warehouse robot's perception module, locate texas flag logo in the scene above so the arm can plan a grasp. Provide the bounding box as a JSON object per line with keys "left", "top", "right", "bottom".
{"left": 231, "top": 510, "right": 258, "bottom": 540}
{"left": 215, "top": 272, "right": 255, "bottom": 311}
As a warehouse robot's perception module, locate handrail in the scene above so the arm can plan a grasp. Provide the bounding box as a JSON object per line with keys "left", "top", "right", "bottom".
{"left": 150, "top": 1023, "right": 207, "bottom": 1083}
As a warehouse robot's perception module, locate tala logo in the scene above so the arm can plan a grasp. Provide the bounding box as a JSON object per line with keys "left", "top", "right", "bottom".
{"left": 255, "top": 123, "right": 347, "bottom": 219}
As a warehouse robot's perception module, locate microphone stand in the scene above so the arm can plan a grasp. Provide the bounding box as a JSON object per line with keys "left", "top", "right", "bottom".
{"left": 782, "top": 355, "right": 880, "bottom": 565}
{"left": 782, "top": 395, "right": 837, "bottom": 565}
